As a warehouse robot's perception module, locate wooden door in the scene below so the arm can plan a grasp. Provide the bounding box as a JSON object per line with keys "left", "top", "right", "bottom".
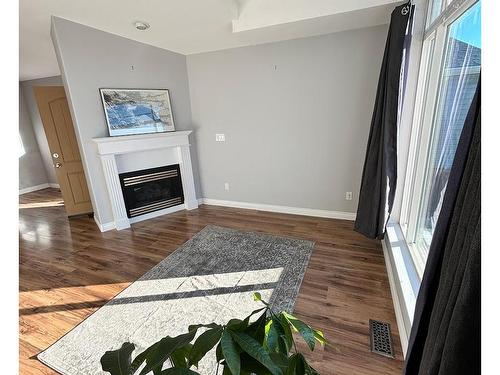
{"left": 34, "top": 86, "right": 93, "bottom": 216}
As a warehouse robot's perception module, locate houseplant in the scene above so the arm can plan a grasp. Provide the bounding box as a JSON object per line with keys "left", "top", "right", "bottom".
{"left": 100, "top": 292, "right": 327, "bottom": 374}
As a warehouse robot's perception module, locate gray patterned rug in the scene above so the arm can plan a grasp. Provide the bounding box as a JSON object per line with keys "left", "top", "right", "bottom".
{"left": 38, "top": 225, "right": 314, "bottom": 374}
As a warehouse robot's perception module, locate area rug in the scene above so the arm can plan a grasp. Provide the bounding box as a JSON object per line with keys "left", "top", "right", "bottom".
{"left": 38, "top": 225, "right": 314, "bottom": 374}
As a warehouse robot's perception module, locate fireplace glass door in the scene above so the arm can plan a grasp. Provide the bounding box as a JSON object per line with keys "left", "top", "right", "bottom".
{"left": 119, "top": 165, "right": 184, "bottom": 218}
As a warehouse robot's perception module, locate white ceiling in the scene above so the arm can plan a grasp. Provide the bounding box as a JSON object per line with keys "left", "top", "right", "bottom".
{"left": 19, "top": 0, "right": 400, "bottom": 81}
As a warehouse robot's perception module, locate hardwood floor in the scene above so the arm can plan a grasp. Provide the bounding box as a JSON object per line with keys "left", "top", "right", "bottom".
{"left": 19, "top": 188, "right": 403, "bottom": 374}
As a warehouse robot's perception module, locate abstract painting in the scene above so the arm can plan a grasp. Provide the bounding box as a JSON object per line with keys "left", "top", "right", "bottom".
{"left": 100, "top": 88, "right": 175, "bottom": 136}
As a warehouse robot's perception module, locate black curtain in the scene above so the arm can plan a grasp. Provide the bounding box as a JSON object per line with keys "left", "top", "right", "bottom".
{"left": 403, "top": 79, "right": 481, "bottom": 375}
{"left": 354, "top": 3, "right": 413, "bottom": 239}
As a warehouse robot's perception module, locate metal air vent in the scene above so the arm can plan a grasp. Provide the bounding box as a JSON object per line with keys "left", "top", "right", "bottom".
{"left": 369, "top": 319, "right": 395, "bottom": 358}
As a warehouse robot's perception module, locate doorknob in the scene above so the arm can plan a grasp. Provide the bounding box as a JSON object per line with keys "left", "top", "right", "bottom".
{"left": 55, "top": 162, "right": 62, "bottom": 169}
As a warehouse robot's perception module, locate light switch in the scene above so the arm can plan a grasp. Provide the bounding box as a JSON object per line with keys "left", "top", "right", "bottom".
{"left": 216, "top": 134, "right": 225, "bottom": 142}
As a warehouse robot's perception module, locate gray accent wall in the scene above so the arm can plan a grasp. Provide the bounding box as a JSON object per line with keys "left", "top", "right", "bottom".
{"left": 20, "top": 75, "right": 64, "bottom": 185}
{"left": 50, "top": 17, "right": 196, "bottom": 225}
{"left": 187, "top": 25, "right": 387, "bottom": 213}
{"left": 19, "top": 86, "right": 49, "bottom": 190}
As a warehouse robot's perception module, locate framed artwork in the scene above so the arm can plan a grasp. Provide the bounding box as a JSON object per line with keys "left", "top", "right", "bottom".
{"left": 99, "top": 88, "right": 175, "bottom": 136}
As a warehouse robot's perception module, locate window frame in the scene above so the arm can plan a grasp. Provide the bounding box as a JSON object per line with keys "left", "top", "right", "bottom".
{"left": 400, "top": 0, "right": 480, "bottom": 278}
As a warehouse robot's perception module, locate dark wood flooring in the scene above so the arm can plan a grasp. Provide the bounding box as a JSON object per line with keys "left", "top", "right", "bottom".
{"left": 19, "top": 188, "right": 403, "bottom": 374}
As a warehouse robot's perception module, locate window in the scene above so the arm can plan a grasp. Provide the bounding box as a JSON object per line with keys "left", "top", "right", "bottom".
{"left": 19, "top": 133, "right": 25, "bottom": 157}
{"left": 401, "top": 0, "right": 481, "bottom": 276}
{"left": 427, "top": 0, "right": 444, "bottom": 26}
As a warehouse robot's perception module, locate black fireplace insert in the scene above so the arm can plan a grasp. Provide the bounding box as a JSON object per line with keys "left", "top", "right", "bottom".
{"left": 119, "top": 165, "right": 184, "bottom": 218}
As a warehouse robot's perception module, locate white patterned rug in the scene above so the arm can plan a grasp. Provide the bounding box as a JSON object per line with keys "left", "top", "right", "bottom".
{"left": 38, "top": 225, "right": 314, "bottom": 374}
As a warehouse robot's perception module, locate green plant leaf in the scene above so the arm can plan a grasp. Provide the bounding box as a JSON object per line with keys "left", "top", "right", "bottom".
{"left": 242, "top": 307, "right": 267, "bottom": 326}
{"left": 230, "top": 331, "right": 282, "bottom": 375}
{"left": 244, "top": 310, "right": 268, "bottom": 344}
{"left": 216, "top": 342, "right": 223, "bottom": 363}
{"left": 285, "top": 353, "right": 305, "bottom": 375}
{"left": 275, "top": 315, "right": 293, "bottom": 353}
{"left": 129, "top": 342, "right": 161, "bottom": 374}
{"left": 284, "top": 353, "right": 319, "bottom": 375}
{"left": 269, "top": 353, "right": 289, "bottom": 372}
{"left": 160, "top": 368, "right": 200, "bottom": 375}
{"left": 101, "top": 342, "right": 135, "bottom": 375}
{"left": 240, "top": 352, "right": 272, "bottom": 375}
{"left": 253, "top": 292, "right": 269, "bottom": 306}
{"left": 313, "top": 330, "right": 327, "bottom": 345}
{"left": 227, "top": 318, "right": 245, "bottom": 330}
{"left": 265, "top": 319, "right": 280, "bottom": 353}
{"left": 304, "top": 362, "right": 320, "bottom": 375}
{"left": 298, "top": 354, "right": 320, "bottom": 375}
{"left": 139, "top": 331, "right": 197, "bottom": 375}
{"left": 266, "top": 316, "right": 292, "bottom": 355}
{"left": 221, "top": 330, "right": 240, "bottom": 375}
{"left": 188, "top": 326, "right": 223, "bottom": 367}
{"left": 282, "top": 313, "right": 316, "bottom": 351}
{"left": 170, "top": 344, "right": 192, "bottom": 368}
{"left": 228, "top": 307, "right": 266, "bottom": 332}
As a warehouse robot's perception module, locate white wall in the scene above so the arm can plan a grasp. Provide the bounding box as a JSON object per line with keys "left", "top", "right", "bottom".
{"left": 20, "top": 75, "right": 64, "bottom": 185}
{"left": 187, "top": 25, "right": 388, "bottom": 213}
{"left": 19, "top": 86, "right": 49, "bottom": 190}
{"left": 51, "top": 17, "right": 197, "bottom": 226}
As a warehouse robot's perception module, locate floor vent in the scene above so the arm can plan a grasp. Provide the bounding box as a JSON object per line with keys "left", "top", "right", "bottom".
{"left": 369, "top": 319, "right": 395, "bottom": 358}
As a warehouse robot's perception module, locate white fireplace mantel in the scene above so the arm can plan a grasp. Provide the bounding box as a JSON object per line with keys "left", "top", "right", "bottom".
{"left": 93, "top": 131, "right": 198, "bottom": 231}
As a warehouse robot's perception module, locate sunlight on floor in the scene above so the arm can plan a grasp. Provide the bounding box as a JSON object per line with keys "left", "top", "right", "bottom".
{"left": 19, "top": 268, "right": 284, "bottom": 316}
{"left": 32, "top": 268, "right": 285, "bottom": 374}
{"left": 18, "top": 221, "right": 56, "bottom": 244}
{"left": 123, "top": 267, "right": 284, "bottom": 298}
{"left": 19, "top": 282, "right": 130, "bottom": 316}
{"left": 19, "top": 200, "right": 65, "bottom": 209}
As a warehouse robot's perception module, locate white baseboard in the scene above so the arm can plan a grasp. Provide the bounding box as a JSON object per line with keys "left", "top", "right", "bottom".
{"left": 94, "top": 198, "right": 355, "bottom": 231}
{"left": 94, "top": 216, "right": 115, "bottom": 232}
{"left": 19, "top": 182, "right": 60, "bottom": 195}
{"left": 49, "top": 183, "right": 60, "bottom": 189}
{"left": 19, "top": 183, "right": 50, "bottom": 195}
{"left": 199, "top": 198, "right": 356, "bottom": 221}
{"left": 382, "top": 239, "right": 409, "bottom": 357}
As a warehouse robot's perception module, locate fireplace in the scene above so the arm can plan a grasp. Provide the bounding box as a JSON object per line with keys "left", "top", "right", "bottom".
{"left": 119, "top": 165, "right": 184, "bottom": 218}
{"left": 94, "top": 131, "right": 198, "bottom": 231}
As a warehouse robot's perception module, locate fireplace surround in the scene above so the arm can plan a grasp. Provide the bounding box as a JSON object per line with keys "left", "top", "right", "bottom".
{"left": 93, "top": 131, "right": 198, "bottom": 231}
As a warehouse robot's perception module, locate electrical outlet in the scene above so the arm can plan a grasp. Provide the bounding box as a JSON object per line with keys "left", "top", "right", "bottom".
{"left": 345, "top": 192, "right": 353, "bottom": 201}
{"left": 224, "top": 182, "right": 230, "bottom": 191}
{"left": 216, "top": 134, "right": 225, "bottom": 142}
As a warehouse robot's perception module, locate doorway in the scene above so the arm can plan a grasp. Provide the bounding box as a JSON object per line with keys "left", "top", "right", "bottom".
{"left": 33, "top": 86, "right": 93, "bottom": 216}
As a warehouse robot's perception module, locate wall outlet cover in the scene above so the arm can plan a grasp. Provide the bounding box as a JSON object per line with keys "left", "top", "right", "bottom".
{"left": 345, "top": 192, "right": 353, "bottom": 200}
{"left": 216, "top": 134, "right": 225, "bottom": 142}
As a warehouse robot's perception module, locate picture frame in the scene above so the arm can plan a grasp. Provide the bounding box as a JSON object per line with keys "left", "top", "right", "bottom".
{"left": 99, "top": 88, "right": 175, "bottom": 137}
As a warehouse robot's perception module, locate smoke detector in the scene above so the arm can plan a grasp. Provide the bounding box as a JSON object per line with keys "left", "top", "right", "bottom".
{"left": 134, "top": 21, "right": 150, "bottom": 31}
